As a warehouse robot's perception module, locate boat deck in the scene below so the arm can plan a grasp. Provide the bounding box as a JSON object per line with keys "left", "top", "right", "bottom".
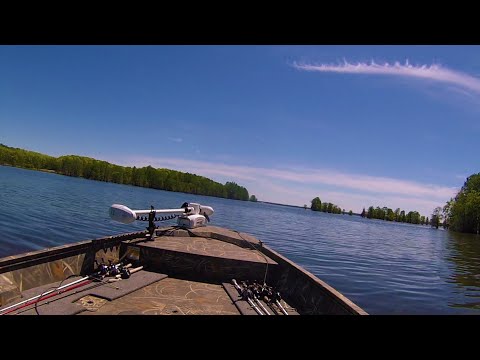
{"left": 80, "top": 277, "right": 241, "bottom": 315}
{"left": 0, "top": 226, "right": 296, "bottom": 315}
{"left": 4, "top": 270, "right": 296, "bottom": 315}
{"left": 0, "top": 225, "right": 367, "bottom": 315}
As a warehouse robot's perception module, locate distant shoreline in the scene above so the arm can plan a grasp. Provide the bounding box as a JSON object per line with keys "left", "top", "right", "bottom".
{"left": 0, "top": 144, "right": 251, "bottom": 201}
{"left": 258, "top": 200, "right": 363, "bottom": 216}
{"left": 258, "top": 200, "right": 311, "bottom": 209}
{"left": 257, "top": 200, "right": 305, "bottom": 209}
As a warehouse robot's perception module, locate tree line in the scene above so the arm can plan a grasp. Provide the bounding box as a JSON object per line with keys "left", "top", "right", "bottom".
{"left": 0, "top": 144, "right": 252, "bottom": 201}
{"left": 310, "top": 197, "right": 349, "bottom": 215}
{"left": 361, "top": 206, "right": 428, "bottom": 225}
{"left": 439, "top": 173, "right": 480, "bottom": 234}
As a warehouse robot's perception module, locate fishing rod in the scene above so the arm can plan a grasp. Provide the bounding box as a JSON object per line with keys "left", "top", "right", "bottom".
{"left": 29, "top": 265, "right": 145, "bottom": 315}
{"left": 261, "top": 285, "right": 281, "bottom": 315}
{"left": 232, "top": 279, "right": 264, "bottom": 315}
{"left": 252, "top": 282, "right": 289, "bottom": 316}
{"left": 253, "top": 292, "right": 271, "bottom": 315}
{"left": 27, "top": 265, "right": 144, "bottom": 315}
{"left": 0, "top": 262, "right": 139, "bottom": 315}
{"left": 243, "top": 280, "right": 271, "bottom": 315}
{"left": 266, "top": 287, "right": 289, "bottom": 316}
{"left": 106, "top": 265, "right": 143, "bottom": 282}
{"left": 109, "top": 202, "right": 215, "bottom": 238}
{"left": 0, "top": 277, "right": 93, "bottom": 315}
{"left": 249, "top": 281, "right": 271, "bottom": 315}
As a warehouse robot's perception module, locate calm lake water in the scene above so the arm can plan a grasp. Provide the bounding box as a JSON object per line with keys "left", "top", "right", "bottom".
{"left": 1, "top": 165, "right": 480, "bottom": 314}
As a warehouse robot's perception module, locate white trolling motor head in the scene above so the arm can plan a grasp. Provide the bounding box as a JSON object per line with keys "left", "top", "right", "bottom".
{"left": 109, "top": 202, "right": 214, "bottom": 229}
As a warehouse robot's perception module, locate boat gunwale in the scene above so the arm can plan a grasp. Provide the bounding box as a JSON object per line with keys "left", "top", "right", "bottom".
{"left": 0, "top": 230, "right": 146, "bottom": 274}
{"left": 261, "top": 244, "right": 368, "bottom": 315}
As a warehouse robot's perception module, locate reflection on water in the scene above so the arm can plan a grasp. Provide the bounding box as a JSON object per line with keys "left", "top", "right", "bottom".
{"left": 1, "top": 165, "right": 480, "bottom": 314}
{"left": 445, "top": 231, "right": 480, "bottom": 310}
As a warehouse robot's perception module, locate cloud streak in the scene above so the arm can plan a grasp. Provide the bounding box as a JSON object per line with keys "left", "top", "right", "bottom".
{"left": 293, "top": 60, "right": 480, "bottom": 95}
{"left": 168, "top": 137, "right": 183, "bottom": 143}
{"left": 106, "top": 155, "right": 458, "bottom": 214}
{"left": 118, "top": 156, "right": 457, "bottom": 201}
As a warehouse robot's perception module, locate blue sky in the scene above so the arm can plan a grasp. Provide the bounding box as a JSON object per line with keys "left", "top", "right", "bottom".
{"left": 1, "top": 45, "right": 479, "bottom": 216}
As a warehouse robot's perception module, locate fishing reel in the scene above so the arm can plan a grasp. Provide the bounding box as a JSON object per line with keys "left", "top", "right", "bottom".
{"left": 94, "top": 259, "right": 131, "bottom": 279}
{"left": 95, "top": 259, "right": 108, "bottom": 276}
{"left": 120, "top": 267, "right": 131, "bottom": 279}
{"left": 232, "top": 279, "right": 289, "bottom": 315}
{"left": 107, "top": 260, "right": 120, "bottom": 276}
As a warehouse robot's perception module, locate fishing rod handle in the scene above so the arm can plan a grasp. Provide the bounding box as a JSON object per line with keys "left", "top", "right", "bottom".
{"left": 276, "top": 300, "right": 289, "bottom": 315}
{"left": 247, "top": 298, "right": 264, "bottom": 315}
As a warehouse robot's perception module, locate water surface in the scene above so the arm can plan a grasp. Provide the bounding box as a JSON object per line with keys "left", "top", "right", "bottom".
{"left": 1, "top": 165, "right": 479, "bottom": 314}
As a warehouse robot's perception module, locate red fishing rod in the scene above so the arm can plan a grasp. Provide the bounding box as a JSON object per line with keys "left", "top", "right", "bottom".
{"left": 0, "top": 263, "right": 136, "bottom": 315}
{"left": 0, "top": 277, "right": 93, "bottom": 315}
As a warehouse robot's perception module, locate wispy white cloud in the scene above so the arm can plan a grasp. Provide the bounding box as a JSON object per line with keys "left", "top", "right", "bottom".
{"left": 168, "top": 137, "right": 183, "bottom": 143}
{"left": 111, "top": 155, "right": 458, "bottom": 215}
{"left": 293, "top": 60, "right": 480, "bottom": 95}
{"left": 446, "top": 86, "right": 476, "bottom": 99}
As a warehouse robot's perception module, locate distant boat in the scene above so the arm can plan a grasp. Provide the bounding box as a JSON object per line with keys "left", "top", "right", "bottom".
{"left": 0, "top": 202, "right": 367, "bottom": 315}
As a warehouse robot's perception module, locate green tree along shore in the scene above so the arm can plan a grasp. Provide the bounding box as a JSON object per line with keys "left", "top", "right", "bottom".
{"left": 310, "top": 197, "right": 345, "bottom": 214}
{"left": 442, "top": 173, "right": 480, "bottom": 234}
{"left": 311, "top": 196, "right": 429, "bottom": 225}
{"left": 0, "top": 144, "right": 250, "bottom": 201}
{"left": 363, "top": 206, "right": 427, "bottom": 225}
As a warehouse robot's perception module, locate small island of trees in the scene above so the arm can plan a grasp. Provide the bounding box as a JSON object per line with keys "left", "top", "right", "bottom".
{"left": 310, "top": 197, "right": 350, "bottom": 215}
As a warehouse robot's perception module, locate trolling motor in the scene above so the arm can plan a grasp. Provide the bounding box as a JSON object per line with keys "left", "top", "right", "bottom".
{"left": 109, "top": 202, "right": 214, "bottom": 239}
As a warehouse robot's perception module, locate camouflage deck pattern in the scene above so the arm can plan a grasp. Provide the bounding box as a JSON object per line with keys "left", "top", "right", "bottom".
{"left": 81, "top": 278, "right": 240, "bottom": 315}
{"left": 0, "top": 225, "right": 368, "bottom": 315}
